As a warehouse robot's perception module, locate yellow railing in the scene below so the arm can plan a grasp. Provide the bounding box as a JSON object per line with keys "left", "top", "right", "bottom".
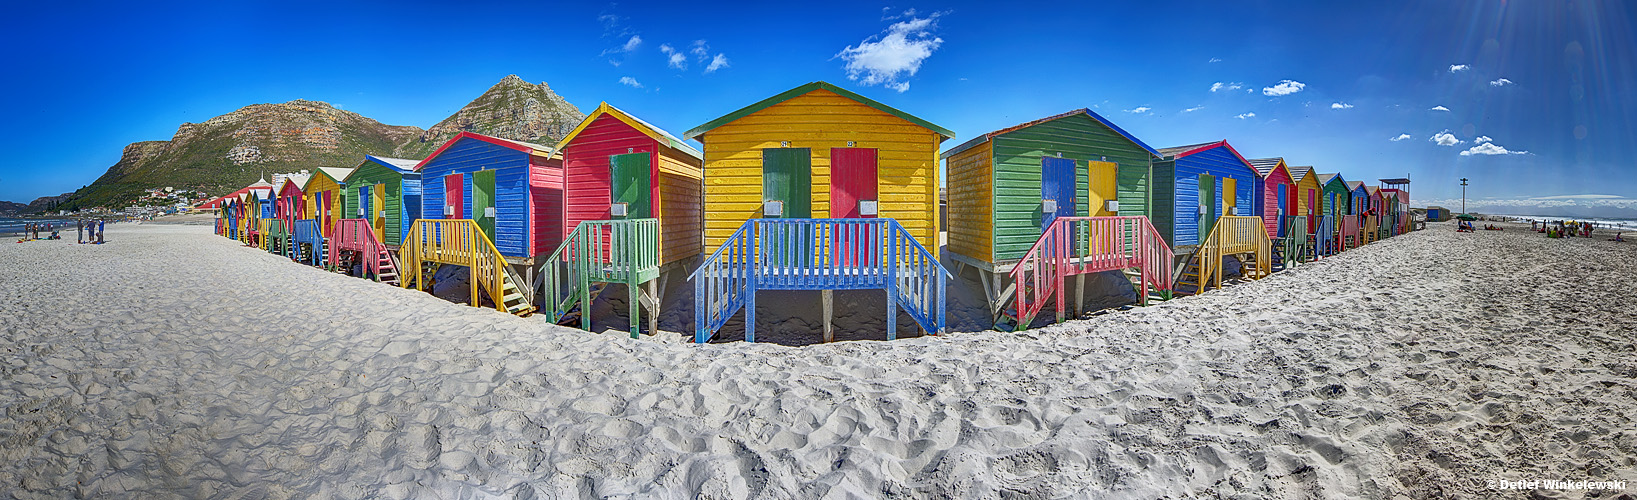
{"left": 401, "top": 220, "right": 532, "bottom": 314}
{"left": 1197, "top": 215, "right": 1272, "bottom": 291}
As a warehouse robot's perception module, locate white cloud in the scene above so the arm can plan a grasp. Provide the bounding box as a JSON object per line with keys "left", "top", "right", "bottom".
{"left": 1449, "top": 64, "right": 1470, "bottom": 73}
{"left": 1182, "top": 105, "right": 1204, "bottom": 113}
{"left": 691, "top": 40, "right": 710, "bottom": 60}
{"left": 601, "top": 34, "right": 644, "bottom": 63}
{"left": 704, "top": 53, "right": 729, "bottom": 73}
{"left": 1210, "top": 82, "right": 1243, "bottom": 92}
{"left": 1209, "top": 57, "right": 1223, "bottom": 63}
{"left": 1236, "top": 112, "right": 1256, "bottom": 119}
{"left": 1430, "top": 130, "right": 1462, "bottom": 146}
{"left": 623, "top": 36, "right": 642, "bottom": 52}
{"left": 619, "top": 76, "right": 643, "bottom": 88}
{"left": 1331, "top": 102, "right": 1354, "bottom": 109}
{"left": 659, "top": 44, "right": 686, "bottom": 69}
{"left": 1532, "top": 194, "right": 1625, "bottom": 200}
{"left": 1124, "top": 106, "right": 1151, "bottom": 114}
{"left": 1262, "top": 80, "right": 1306, "bottom": 96}
{"left": 1475, "top": 135, "right": 1493, "bottom": 143}
{"left": 1460, "top": 142, "right": 1528, "bottom": 156}
{"left": 1430, "top": 105, "right": 1450, "bottom": 111}
{"left": 1389, "top": 134, "right": 1412, "bottom": 141}
{"left": 837, "top": 15, "right": 944, "bottom": 92}
{"left": 1490, "top": 78, "right": 1513, "bottom": 87}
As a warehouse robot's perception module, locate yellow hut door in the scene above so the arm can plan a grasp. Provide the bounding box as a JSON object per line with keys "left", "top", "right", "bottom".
{"left": 372, "top": 183, "right": 386, "bottom": 242}
{"left": 1222, "top": 178, "right": 1237, "bottom": 216}
{"left": 1087, "top": 161, "right": 1117, "bottom": 216}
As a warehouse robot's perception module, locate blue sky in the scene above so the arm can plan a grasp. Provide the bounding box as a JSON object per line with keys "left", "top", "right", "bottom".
{"left": 2, "top": 0, "right": 1633, "bottom": 215}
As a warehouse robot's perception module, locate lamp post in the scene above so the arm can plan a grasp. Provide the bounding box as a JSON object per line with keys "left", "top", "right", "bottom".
{"left": 1460, "top": 178, "right": 1468, "bottom": 214}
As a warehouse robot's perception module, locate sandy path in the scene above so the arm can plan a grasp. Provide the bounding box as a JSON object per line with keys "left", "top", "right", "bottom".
{"left": 0, "top": 221, "right": 1633, "bottom": 498}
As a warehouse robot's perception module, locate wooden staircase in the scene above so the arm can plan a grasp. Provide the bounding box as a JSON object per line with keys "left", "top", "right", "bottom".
{"left": 332, "top": 219, "right": 401, "bottom": 286}
{"left": 401, "top": 219, "right": 534, "bottom": 317}
{"left": 538, "top": 219, "right": 660, "bottom": 338}
{"left": 997, "top": 216, "right": 1173, "bottom": 329}
{"left": 1172, "top": 216, "right": 1272, "bottom": 296}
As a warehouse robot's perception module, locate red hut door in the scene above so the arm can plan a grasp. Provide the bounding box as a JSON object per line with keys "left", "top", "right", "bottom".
{"left": 830, "top": 148, "right": 878, "bottom": 266}
{"left": 443, "top": 173, "right": 463, "bottom": 219}
{"left": 1307, "top": 190, "right": 1317, "bottom": 234}
{"left": 830, "top": 148, "right": 878, "bottom": 218}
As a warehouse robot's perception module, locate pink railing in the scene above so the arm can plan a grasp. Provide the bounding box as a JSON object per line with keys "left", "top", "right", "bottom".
{"left": 331, "top": 218, "right": 393, "bottom": 278}
{"left": 1340, "top": 214, "right": 1361, "bottom": 250}
{"left": 1008, "top": 216, "right": 1173, "bottom": 327}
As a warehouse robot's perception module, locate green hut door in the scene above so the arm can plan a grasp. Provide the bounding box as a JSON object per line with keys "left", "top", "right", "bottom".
{"left": 472, "top": 170, "right": 496, "bottom": 240}
{"left": 610, "top": 152, "right": 652, "bottom": 219}
{"left": 762, "top": 148, "right": 811, "bottom": 218}
{"left": 1198, "top": 174, "right": 1216, "bottom": 242}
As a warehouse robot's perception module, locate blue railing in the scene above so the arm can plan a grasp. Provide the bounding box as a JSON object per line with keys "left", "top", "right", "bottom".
{"left": 1316, "top": 214, "right": 1336, "bottom": 256}
{"left": 690, "top": 218, "right": 949, "bottom": 344}
{"left": 293, "top": 219, "right": 326, "bottom": 267}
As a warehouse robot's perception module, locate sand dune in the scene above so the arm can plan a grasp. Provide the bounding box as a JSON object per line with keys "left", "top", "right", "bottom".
{"left": 0, "top": 221, "right": 1633, "bottom": 498}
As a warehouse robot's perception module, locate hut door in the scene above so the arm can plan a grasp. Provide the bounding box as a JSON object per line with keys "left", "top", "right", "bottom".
{"left": 1275, "top": 187, "right": 1288, "bottom": 237}
{"left": 610, "top": 152, "right": 652, "bottom": 219}
{"left": 830, "top": 148, "right": 878, "bottom": 218}
{"left": 1222, "top": 178, "right": 1237, "bottom": 216}
{"left": 372, "top": 183, "right": 387, "bottom": 242}
{"left": 1040, "top": 157, "right": 1076, "bottom": 229}
{"left": 1197, "top": 174, "right": 1216, "bottom": 241}
{"left": 358, "top": 186, "right": 371, "bottom": 225}
{"left": 1308, "top": 190, "right": 1317, "bottom": 234}
{"left": 443, "top": 173, "right": 464, "bottom": 219}
{"left": 472, "top": 169, "right": 496, "bottom": 241}
{"left": 1087, "top": 161, "right": 1117, "bottom": 216}
{"left": 761, "top": 148, "right": 811, "bottom": 218}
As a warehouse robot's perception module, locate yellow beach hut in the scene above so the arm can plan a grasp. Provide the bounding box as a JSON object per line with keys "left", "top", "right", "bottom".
{"left": 683, "top": 81, "right": 953, "bottom": 343}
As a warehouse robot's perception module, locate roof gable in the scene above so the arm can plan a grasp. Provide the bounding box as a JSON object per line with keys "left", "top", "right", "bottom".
{"left": 414, "top": 131, "right": 555, "bottom": 171}
{"left": 684, "top": 81, "right": 954, "bottom": 140}
{"left": 1158, "top": 140, "right": 1255, "bottom": 171}
{"left": 941, "top": 108, "right": 1160, "bottom": 160}
{"left": 1291, "top": 166, "right": 1316, "bottom": 182}
{"left": 559, "top": 102, "right": 701, "bottom": 160}
{"left": 303, "top": 167, "right": 355, "bottom": 191}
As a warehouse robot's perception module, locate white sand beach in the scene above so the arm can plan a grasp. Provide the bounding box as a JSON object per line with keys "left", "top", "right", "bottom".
{"left": 2, "top": 220, "right": 1634, "bottom": 498}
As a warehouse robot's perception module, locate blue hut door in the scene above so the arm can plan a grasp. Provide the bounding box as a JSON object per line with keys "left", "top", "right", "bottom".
{"left": 358, "top": 185, "right": 372, "bottom": 230}
{"left": 1040, "top": 156, "right": 1076, "bottom": 230}
{"left": 1276, "top": 187, "right": 1288, "bottom": 237}
{"left": 1197, "top": 174, "right": 1216, "bottom": 242}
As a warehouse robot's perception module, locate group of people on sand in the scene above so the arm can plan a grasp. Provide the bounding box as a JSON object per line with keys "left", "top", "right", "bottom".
{"left": 1528, "top": 219, "right": 1625, "bottom": 241}
{"left": 16, "top": 220, "right": 106, "bottom": 243}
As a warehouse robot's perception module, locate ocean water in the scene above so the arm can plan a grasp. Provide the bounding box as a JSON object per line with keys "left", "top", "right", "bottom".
{"left": 1494, "top": 214, "right": 1637, "bottom": 231}
{"left": 1, "top": 218, "right": 78, "bottom": 236}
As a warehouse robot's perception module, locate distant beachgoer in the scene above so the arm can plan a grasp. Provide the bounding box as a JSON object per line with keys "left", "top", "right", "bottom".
{"left": 76, "top": 220, "right": 83, "bottom": 243}
{"left": 97, "top": 220, "right": 105, "bottom": 244}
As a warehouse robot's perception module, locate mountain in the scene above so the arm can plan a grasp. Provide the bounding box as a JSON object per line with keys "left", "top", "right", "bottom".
{"left": 54, "top": 100, "right": 423, "bottom": 211}
{"left": 393, "top": 75, "right": 585, "bottom": 158}
{"left": 0, "top": 200, "right": 26, "bottom": 215}
{"left": 45, "top": 75, "right": 585, "bottom": 212}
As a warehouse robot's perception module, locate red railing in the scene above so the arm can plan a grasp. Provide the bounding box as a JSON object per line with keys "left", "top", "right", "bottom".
{"left": 331, "top": 218, "right": 393, "bottom": 278}
{"left": 1009, "top": 216, "right": 1173, "bottom": 327}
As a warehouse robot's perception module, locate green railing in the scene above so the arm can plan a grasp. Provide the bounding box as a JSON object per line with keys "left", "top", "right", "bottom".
{"left": 539, "top": 219, "right": 661, "bottom": 337}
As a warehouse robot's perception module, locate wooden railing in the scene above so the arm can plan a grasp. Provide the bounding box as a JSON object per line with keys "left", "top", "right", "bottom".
{"left": 1281, "top": 216, "right": 1309, "bottom": 265}
{"left": 539, "top": 219, "right": 661, "bottom": 336}
{"left": 1315, "top": 215, "right": 1336, "bottom": 256}
{"left": 1340, "top": 214, "right": 1361, "bottom": 250}
{"left": 332, "top": 219, "right": 396, "bottom": 279}
{"left": 264, "top": 219, "right": 289, "bottom": 257}
{"left": 1009, "top": 216, "right": 1173, "bottom": 327}
{"left": 690, "top": 218, "right": 948, "bottom": 343}
{"left": 293, "top": 219, "right": 325, "bottom": 266}
{"left": 1195, "top": 216, "right": 1272, "bottom": 291}
{"left": 401, "top": 220, "right": 533, "bottom": 315}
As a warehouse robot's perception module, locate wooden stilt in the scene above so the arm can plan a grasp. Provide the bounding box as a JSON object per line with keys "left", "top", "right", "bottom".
{"left": 1075, "top": 273, "right": 1086, "bottom": 318}
{"left": 822, "top": 290, "right": 834, "bottom": 342}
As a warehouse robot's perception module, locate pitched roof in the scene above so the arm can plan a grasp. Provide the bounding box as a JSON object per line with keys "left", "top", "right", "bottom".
{"left": 1156, "top": 141, "right": 1222, "bottom": 158}
{"left": 359, "top": 155, "right": 420, "bottom": 173}
{"left": 278, "top": 174, "right": 311, "bottom": 193}
{"left": 307, "top": 167, "right": 355, "bottom": 188}
{"left": 1346, "top": 180, "right": 1364, "bottom": 191}
{"left": 940, "top": 108, "right": 1161, "bottom": 160}
{"left": 558, "top": 102, "right": 701, "bottom": 160}
{"left": 1290, "top": 166, "right": 1315, "bottom": 182}
{"left": 1247, "top": 157, "right": 1286, "bottom": 177}
{"left": 414, "top": 131, "right": 555, "bottom": 171}
{"left": 1366, "top": 185, "right": 1381, "bottom": 195}
{"left": 684, "top": 81, "right": 955, "bottom": 141}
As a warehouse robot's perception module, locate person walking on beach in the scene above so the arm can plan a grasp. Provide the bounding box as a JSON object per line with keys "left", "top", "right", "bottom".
{"left": 97, "top": 220, "right": 105, "bottom": 244}
{"left": 76, "top": 220, "right": 83, "bottom": 243}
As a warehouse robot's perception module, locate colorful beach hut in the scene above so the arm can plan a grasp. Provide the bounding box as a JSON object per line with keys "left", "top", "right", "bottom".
{"left": 341, "top": 156, "right": 422, "bottom": 247}
{"left": 1317, "top": 173, "right": 1350, "bottom": 253}
{"left": 1381, "top": 177, "right": 1412, "bottom": 235}
{"left": 541, "top": 102, "right": 704, "bottom": 336}
{"left": 1292, "top": 166, "right": 1321, "bottom": 236}
{"left": 403, "top": 131, "right": 561, "bottom": 316}
{"left": 940, "top": 108, "right": 1171, "bottom": 327}
{"left": 1365, "top": 185, "right": 1384, "bottom": 242}
{"left": 1248, "top": 158, "right": 1296, "bottom": 239}
{"left": 302, "top": 167, "right": 355, "bottom": 241}
{"left": 1152, "top": 141, "right": 1268, "bottom": 294}
{"left": 684, "top": 81, "right": 951, "bottom": 343}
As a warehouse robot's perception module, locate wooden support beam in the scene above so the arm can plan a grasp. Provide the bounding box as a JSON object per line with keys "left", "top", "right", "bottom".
{"left": 822, "top": 290, "right": 834, "bottom": 343}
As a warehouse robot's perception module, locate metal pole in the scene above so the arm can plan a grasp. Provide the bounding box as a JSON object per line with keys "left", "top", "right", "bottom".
{"left": 1460, "top": 178, "right": 1468, "bottom": 214}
